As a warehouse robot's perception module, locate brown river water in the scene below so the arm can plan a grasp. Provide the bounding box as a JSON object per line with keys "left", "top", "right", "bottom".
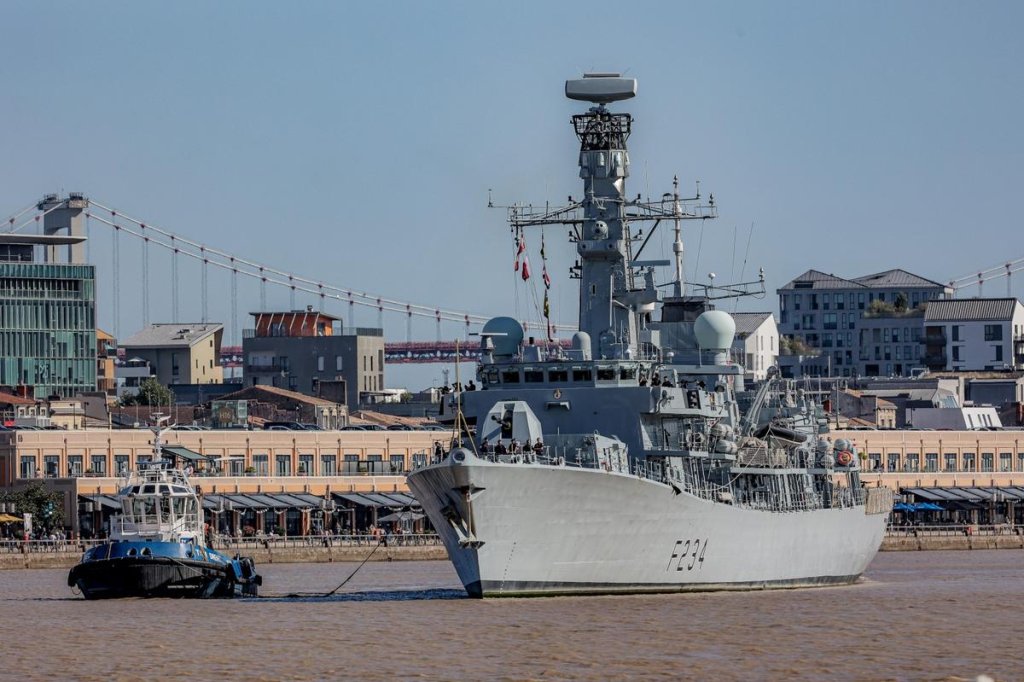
{"left": 1, "top": 551, "right": 1022, "bottom": 681}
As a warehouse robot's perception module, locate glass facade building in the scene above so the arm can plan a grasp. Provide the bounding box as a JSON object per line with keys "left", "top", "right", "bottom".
{"left": 0, "top": 262, "right": 97, "bottom": 397}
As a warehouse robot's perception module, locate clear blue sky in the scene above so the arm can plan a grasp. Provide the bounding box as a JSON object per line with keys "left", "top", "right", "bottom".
{"left": 2, "top": 1, "right": 1023, "bottom": 390}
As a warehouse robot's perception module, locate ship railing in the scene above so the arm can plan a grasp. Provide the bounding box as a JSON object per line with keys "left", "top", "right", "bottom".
{"left": 111, "top": 513, "right": 202, "bottom": 537}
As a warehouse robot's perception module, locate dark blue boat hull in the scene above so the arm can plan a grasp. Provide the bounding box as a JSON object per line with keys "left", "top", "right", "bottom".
{"left": 68, "top": 541, "right": 260, "bottom": 599}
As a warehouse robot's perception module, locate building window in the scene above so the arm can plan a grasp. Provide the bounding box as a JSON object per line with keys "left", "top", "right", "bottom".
{"left": 952, "top": 346, "right": 961, "bottom": 362}
{"left": 90, "top": 455, "right": 106, "bottom": 475}
{"left": 952, "top": 325, "right": 961, "bottom": 342}
{"left": 336, "top": 356, "right": 343, "bottom": 371}
{"left": 944, "top": 453, "right": 957, "bottom": 472}
{"left": 924, "top": 453, "right": 938, "bottom": 473}
{"left": 412, "top": 453, "right": 427, "bottom": 469}
{"left": 343, "top": 454, "right": 359, "bottom": 474}
{"left": 823, "top": 313, "right": 837, "bottom": 330}
{"left": 317, "top": 356, "right": 325, "bottom": 372}
{"left": 981, "top": 452, "right": 994, "bottom": 472}
{"left": 253, "top": 454, "right": 269, "bottom": 475}
{"left": 1000, "top": 452, "right": 1012, "bottom": 472}
{"left": 984, "top": 324, "right": 1003, "bottom": 341}
{"left": 19, "top": 456, "right": 36, "bottom": 479}
{"left": 390, "top": 454, "right": 405, "bottom": 473}
{"left": 868, "top": 453, "right": 881, "bottom": 471}
{"left": 68, "top": 455, "right": 83, "bottom": 477}
{"left": 368, "top": 453, "right": 384, "bottom": 474}
{"left": 963, "top": 452, "right": 975, "bottom": 471}
{"left": 43, "top": 455, "right": 59, "bottom": 477}
{"left": 321, "top": 455, "right": 337, "bottom": 476}
{"left": 276, "top": 455, "right": 292, "bottom": 476}
{"left": 994, "top": 345, "right": 1003, "bottom": 362}
{"left": 905, "top": 453, "right": 920, "bottom": 472}
{"left": 887, "top": 453, "right": 900, "bottom": 472}
{"left": 299, "top": 454, "right": 314, "bottom": 476}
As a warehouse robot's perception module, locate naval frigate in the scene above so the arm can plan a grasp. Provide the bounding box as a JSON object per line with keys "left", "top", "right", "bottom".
{"left": 407, "top": 74, "right": 892, "bottom": 597}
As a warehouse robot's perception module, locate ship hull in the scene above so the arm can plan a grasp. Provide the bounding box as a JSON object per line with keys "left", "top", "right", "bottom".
{"left": 68, "top": 541, "right": 260, "bottom": 599}
{"left": 408, "top": 457, "right": 888, "bottom": 598}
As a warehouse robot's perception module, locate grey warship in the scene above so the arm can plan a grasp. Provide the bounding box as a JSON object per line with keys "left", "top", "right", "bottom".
{"left": 407, "top": 74, "right": 892, "bottom": 597}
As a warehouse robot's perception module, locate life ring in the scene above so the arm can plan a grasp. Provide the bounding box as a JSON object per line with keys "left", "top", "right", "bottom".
{"left": 836, "top": 450, "right": 853, "bottom": 466}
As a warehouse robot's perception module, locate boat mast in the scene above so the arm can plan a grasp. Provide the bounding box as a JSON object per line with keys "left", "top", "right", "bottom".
{"left": 567, "top": 74, "right": 638, "bottom": 357}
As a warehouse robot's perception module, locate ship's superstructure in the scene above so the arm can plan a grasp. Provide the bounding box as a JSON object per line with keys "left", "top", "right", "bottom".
{"left": 407, "top": 74, "right": 891, "bottom": 597}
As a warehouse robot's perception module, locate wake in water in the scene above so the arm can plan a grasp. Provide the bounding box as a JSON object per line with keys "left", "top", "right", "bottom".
{"left": 254, "top": 588, "right": 466, "bottom": 603}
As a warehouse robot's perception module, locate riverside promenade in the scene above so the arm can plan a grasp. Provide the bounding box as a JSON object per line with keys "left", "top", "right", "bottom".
{"left": 0, "top": 533, "right": 447, "bottom": 570}
{"left": 6, "top": 527, "right": 1024, "bottom": 570}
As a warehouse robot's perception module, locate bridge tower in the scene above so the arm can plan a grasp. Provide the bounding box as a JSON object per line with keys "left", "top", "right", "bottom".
{"left": 37, "top": 192, "right": 89, "bottom": 263}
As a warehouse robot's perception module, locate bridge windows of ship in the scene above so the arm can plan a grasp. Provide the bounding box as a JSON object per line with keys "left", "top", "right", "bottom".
{"left": 548, "top": 369, "right": 568, "bottom": 382}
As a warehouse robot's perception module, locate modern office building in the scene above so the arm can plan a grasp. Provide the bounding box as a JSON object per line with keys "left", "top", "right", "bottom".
{"left": 243, "top": 309, "right": 384, "bottom": 409}
{"left": 0, "top": 197, "right": 97, "bottom": 398}
{"left": 777, "top": 268, "right": 952, "bottom": 377}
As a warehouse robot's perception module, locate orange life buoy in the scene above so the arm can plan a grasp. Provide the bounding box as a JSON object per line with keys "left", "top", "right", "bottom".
{"left": 836, "top": 450, "right": 853, "bottom": 466}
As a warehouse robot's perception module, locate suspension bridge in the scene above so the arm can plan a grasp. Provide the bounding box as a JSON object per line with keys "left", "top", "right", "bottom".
{"left": 4, "top": 193, "right": 576, "bottom": 365}
{"left": 4, "top": 193, "right": 1022, "bottom": 368}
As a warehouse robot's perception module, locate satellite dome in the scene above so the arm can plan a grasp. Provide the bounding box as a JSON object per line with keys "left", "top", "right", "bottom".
{"left": 693, "top": 310, "right": 736, "bottom": 351}
{"left": 481, "top": 317, "right": 525, "bottom": 357}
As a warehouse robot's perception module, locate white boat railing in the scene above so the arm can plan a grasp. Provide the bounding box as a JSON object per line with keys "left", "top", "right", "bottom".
{"left": 439, "top": 444, "right": 868, "bottom": 513}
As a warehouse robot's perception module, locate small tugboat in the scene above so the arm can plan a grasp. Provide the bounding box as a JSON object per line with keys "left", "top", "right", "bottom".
{"left": 68, "top": 427, "right": 261, "bottom": 599}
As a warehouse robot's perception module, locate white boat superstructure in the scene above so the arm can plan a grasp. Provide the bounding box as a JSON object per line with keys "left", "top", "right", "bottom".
{"left": 407, "top": 73, "right": 891, "bottom": 597}
{"left": 111, "top": 465, "right": 205, "bottom": 545}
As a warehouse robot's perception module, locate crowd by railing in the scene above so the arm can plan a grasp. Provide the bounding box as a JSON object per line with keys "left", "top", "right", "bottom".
{"left": 0, "top": 533, "right": 443, "bottom": 554}
{"left": 211, "top": 532, "right": 443, "bottom": 550}
{"left": 885, "top": 523, "right": 1023, "bottom": 537}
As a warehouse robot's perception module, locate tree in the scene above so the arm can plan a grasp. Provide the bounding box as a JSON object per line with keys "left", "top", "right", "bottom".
{"left": 894, "top": 292, "right": 908, "bottom": 312}
{"left": 120, "top": 377, "right": 175, "bottom": 407}
{"left": 867, "top": 299, "right": 896, "bottom": 316}
{"left": 780, "top": 336, "right": 818, "bottom": 356}
{"left": 1, "top": 483, "right": 65, "bottom": 533}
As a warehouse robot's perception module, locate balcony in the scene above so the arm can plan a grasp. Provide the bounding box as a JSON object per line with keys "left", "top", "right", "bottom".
{"left": 921, "top": 333, "right": 946, "bottom": 346}
{"left": 922, "top": 353, "right": 947, "bottom": 368}
{"left": 246, "top": 361, "right": 289, "bottom": 373}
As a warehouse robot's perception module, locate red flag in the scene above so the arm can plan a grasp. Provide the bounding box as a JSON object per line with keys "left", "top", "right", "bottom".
{"left": 542, "top": 264, "right": 551, "bottom": 289}
{"left": 521, "top": 255, "right": 531, "bottom": 281}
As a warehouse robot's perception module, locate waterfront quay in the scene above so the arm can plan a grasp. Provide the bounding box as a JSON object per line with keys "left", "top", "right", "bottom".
{"left": 0, "top": 533, "right": 446, "bottom": 570}
{"left": 0, "top": 429, "right": 440, "bottom": 537}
